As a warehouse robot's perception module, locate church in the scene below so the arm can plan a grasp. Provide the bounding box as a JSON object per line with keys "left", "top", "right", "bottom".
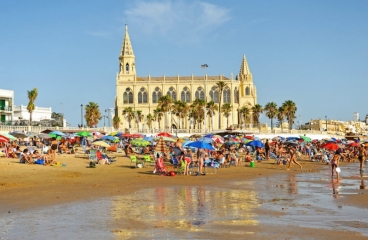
{"left": 115, "top": 25, "right": 258, "bottom": 131}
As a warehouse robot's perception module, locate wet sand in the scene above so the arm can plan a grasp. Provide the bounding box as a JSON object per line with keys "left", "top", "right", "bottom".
{"left": 0, "top": 153, "right": 367, "bottom": 239}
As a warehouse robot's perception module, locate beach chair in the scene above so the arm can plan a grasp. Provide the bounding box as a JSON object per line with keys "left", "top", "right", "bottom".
{"left": 88, "top": 149, "right": 97, "bottom": 161}
{"left": 143, "top": 155, "right": 154, "bottom": 166}
{"left": 130, "top": 155, "right": 137, "bottom": 168}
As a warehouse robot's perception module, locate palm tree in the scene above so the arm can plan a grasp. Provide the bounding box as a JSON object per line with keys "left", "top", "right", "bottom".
{"left": 153, "top": 107, "right": 163, "bottom": 129}
{"left": 221, "top": 103, "right": 232, "bottom": 127}
{"left": 239, "top": 105, "right": 250, "bottom": 128}
{"left": 282, "top": 100, "right": 297, "bottom": 130}
{"left": 206, "top": 101, "right": 218, "bottom": 131}
{"left": 264, "top": 102, "right": 278, "bottom": 130}
{"left": 171, "top": 100, "right": 183, "bottom": 128}
{"left": 51, "top": 112, "right": 63, "bottom": 126}
{"left": 215, "top": 81, "right": 228, "bottom": 129}
{"left": 135, "top": 110, "right": 144, "bottom": 129}
{"left": 157, "top": 95, "right": 172, "bottom": 129}
{"left": 251, "top": 104, "right": 263, "bottom": 127}
{"left": 122, "top": 107, "right": 135, "bottom": 129}
{"left": 27, "top": 88, "right": 38, "bottom": 126}
{"left": 146, "top": 113, "right": 155, "bottom": 129}
{"left": 113, "top": 116, "right": 120, "bottom": 129}
{"left": 85, "top": 102, "right": 102, "bottom": 127}
{"left": 190, "top": 99, "right": 206, "bottom": 129}
{"left": 277, "top": 106, "right": 286, "bottom": 130}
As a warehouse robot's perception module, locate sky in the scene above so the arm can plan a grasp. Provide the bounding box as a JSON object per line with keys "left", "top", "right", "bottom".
{"left": 1, "top": 0, "right": 368, "bottom": 127}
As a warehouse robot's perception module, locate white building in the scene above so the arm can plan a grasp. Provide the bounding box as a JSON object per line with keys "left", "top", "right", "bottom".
{"left": 13, "top": 105, "right": 52, "bottom": 122}
{"left": 0, "top": 89, "right": 14, "bottom": 123}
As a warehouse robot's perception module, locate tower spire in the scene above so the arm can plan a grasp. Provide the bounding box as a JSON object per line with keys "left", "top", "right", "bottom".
{"left": 239, "top": 54, "right": 250, "bottom": 75}
{"left": 119, "top": 25, "right": 136, "bottom": 75}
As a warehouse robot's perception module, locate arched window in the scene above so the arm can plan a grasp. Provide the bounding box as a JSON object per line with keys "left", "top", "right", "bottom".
{"left": 167, "top": 87, "right": 176, "bottom": 101}
{"left": 138, "top": 87, "right": 148, "bottom": 104}
{"left": 123, "top": 87, "right": 133, "bottom": 104}
{"left": 152, "top": 87, "right": 162, "bottom": 103}
{"left": 223, "top": 87, "right": 230, "bottom": 103}
{"left": 234, "top": 87, "right": 239, "bottom": 103}
{"left": 125, "top": 63, "right": 129, "bottom": 73}
{"left": 209, "top": 86, "right": 218, "bottom": 103}
{"left": 181, "top": 87, "right": 190, "bottom": 103}
{"left": 245, "top": 86, "right": 250, "bottom": 95}
{"left": 195, "top": 87, "right": 205, "bottom": 100}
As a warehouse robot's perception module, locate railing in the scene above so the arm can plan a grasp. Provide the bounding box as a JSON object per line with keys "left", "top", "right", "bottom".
{"left": 0, "top": 106, "right": 12, "bottom": 111}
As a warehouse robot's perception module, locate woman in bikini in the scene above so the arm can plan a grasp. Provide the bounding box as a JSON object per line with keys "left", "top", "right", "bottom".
{"left": 331, "top": 152, "right": 340, "bottom": 179}
{"left": 50, "top": 138, "right": 58, "bottom": 159}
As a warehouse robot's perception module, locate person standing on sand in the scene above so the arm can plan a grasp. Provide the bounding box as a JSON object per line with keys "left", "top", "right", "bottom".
{"left": 287, "top": 145, "right": 302, "bottom": 170}
{"left": 358, "top": 144, "right": 366, "bottom": 172}
{"left": 331, "top": 153, "right": 340, "bottom": 179}
{"left": 265, "top": 139, "right": 270, "bottom": 160}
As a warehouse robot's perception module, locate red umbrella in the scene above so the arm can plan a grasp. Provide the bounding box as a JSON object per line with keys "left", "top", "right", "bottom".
{"left": 0, "top": 135, "right": 9, "bottom": 142}
{"left": 157, "top": 132, "right": 172, "bottom": 137}
{"left": 349, "top": 142, "right": 360, "bottom": 147}
{"left": 244, "top": 135, "right": 254, "bottom": 140}
{"left": 130, "top": 133, "right": 144, "bottom": 138}
{"left": 120, "top": 133, "right": 131, "bottom": 138}
{"left": 321, "top": 142, "right": 339, "bottom": 151}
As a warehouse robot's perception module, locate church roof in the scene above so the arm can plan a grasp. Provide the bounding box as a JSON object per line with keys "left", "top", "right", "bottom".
{"left": 136, "top": 75, "right": 231, "bottom": 81}
{"left": 120, "top": 25, "right": 134, "bottom": 57}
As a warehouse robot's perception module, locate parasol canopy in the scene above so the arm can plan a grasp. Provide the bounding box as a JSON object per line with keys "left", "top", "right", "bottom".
{"left": 186, "top": 141, "right": 215, "bottom": 150}
{"left": 155, "top": 137, "right": 168, "bottom": 153}
{"left": 92, "top": 141, "right": 110, "bottom": 148}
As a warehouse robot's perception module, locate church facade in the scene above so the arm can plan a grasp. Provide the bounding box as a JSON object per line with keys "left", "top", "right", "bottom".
{"left": 115, "top": 25, "right": 258, "bottom": 131}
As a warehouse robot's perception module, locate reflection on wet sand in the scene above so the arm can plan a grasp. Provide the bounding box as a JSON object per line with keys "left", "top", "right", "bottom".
{"left": 111, "top": 185, "right": 259, "bottom": 238}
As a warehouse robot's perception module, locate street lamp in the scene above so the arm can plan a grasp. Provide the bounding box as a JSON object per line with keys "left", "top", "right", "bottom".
{"left": 80, "top": 104, "right": 83, "bottom": 127}
{"left": 325, "top": 116, "right": 328, "bottom": 131}
{"left": 60, "top": 103, "right": 64, "bottom": 127}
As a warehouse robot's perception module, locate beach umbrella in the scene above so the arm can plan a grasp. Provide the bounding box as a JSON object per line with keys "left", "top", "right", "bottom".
{"left": 348, "top": 142, "right": 360, "bottom": 147}
{"left": 157, "top": 132, "right": 172, "bottom": 137}
{"left": 242, "top": 138, "right": 252, "bottom": 144}
{"left": 130, "top": 133, "right": 144, "bottom": 139}
{"left": 246, "top": 140, "right": 264, "bottom": 148}
{"left": 284, "top": 141, "right": 299, "bottom": 146}
{"left": 182, "top": 141, "right": 194, "bottom": 147}
{"left": 92, "top": 141, "right": 110, "bottom": 148}
{"left": 131, "top": 138, "right": 151, "bottom": 146}
{"left": 321, "top": 142, "right": 339, "bottom": 151}
{"left": 120, "top": 133, "right": 131, "bottom": 138}
{"left": 186, "top": 141, "right": 215, "bottom": 150}
{"left": 198, "top": 137, "right": 213, "bottom": 143}
{"left": 49, "top": 134, "right": 62, "bottom": 140}
{"left": 9, "top": 131, "right": 28, "bottom": 139}
{"left": 49, "top": 131, "right": 65, "bottom": 136}
{"left": 0, "top": 135, "right": 9, "bottom": 142}
{"left": 157, "top": 136, "right": 176, "bottom": 142}
{"left": 286, "top": 137, "right": 300, "bottom": 141}
{"left": 1, "top": 133, "right": 17, "bottom": 141}
{"left": 224, "top": 141, "right": 239, "bottom": 145}
{"left": 143, "top": 136, "right": 154, "bottom": 142}
{"left": 99, "top": 135, "right": 118, "bottom": 141}
{"left": 299, "top": 136, "right": 311, "bottom": 142}
{"left": 155, "top": 137, "right": 168, "bottom": 153}
{"left": 244, "top": 135, "right": 254, "bottom": 140}
{"left": 76, "top": 131, "right": 91, "bottom": 137}
{"left": 38, "top": 133, "right": 52, "bottom": 139}
{"left": 204, "top": 134, "right": 214, "bottom": 138}
{"left": 108, "top": 132, "right": 119, "bottom": 136}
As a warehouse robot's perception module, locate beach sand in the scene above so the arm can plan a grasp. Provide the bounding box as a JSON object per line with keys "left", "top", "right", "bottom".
{"left": 0, "top": 153, "right": 367, "bottom": 239}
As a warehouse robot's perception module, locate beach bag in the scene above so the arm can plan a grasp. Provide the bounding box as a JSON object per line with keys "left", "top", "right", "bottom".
{"left": 35, "top": 159, "right": 45, "bottom": 165}
{"left": 89, "top": 161, "right": 96, "bottom": 168}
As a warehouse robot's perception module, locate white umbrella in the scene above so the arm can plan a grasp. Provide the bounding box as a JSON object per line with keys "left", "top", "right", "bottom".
{"left": 92, "top": 141, "right": 110, "bottom": 148}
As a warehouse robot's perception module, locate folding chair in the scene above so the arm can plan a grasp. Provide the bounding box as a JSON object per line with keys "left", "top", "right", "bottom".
{"left": 143, "top": 155, "right": 154, "bottom": 166}
{"left": 130, "top": 155, "right": 137, "bottom": 168}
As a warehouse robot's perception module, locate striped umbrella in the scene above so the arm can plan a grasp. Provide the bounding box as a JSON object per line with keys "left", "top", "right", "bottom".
{"left": 0, "top": 135, "right": 9, "bottom": 142}
{"left": 155, "top": 137, "right": 168, "bottom": 153}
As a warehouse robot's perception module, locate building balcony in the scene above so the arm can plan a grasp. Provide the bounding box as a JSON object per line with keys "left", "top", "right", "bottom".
{"left": 0, "top": 106, "right": 12, "bottom": 112}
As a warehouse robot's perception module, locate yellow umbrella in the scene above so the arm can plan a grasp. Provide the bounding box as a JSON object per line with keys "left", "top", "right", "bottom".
{"left": 92, "top": 141, "right": 110, "bottom": 148}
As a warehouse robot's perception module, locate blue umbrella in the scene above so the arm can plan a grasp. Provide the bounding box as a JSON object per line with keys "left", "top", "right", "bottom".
{"left": 143, "top": 136, "right": 153, "bottom": 142}
{"left": 99, "top": 135, "right": 117, "bottom": 141}
{"left": 186, "top": 141, "right": 215, "bottom": 150}
{"left": 49, "top": 131, "right": 65, "bottom": 136}
{"left": 204, "top": 134, "right": 214, "bottom": 138}
{"left": 286, "top": 137, "right": 300, "bottom": 141}
{"left": 246, "top": 140, "right": 264, "bottom": 148}
{"left": 198, "top": 137, "right": 213, "bottom": 143}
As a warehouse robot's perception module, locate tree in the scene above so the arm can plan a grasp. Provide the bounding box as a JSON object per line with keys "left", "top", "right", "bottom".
{"left": 215, "top": 81, "right": 228, "bottom": 129}
{"left": 190, "top": 99, "right": 206, "bottom": 129}
{"left": 85, "top": 102, "right": 102, "bottom": 127}
{"left": 264, "top": 102, "right": 278, "bottom": 130}
{"left": 277, "top": 106, "right": 286, "bottom": 130}
{"left": 113, "top": 116, "right": 120, "bottom": 129}
{"left": 282, "top": 100, "right": 297, "bottom": 130}
{"left": 51, "top": 112, "right": 63, "bottom": 126}
{"left": 251, "top": 104, "right": 263, "bottom": 127}
{"left": 135, "top": 110, "right": 144, "bottom": 128}
{"left": 239, "top": 105, "right": 250, "bottom": 128}
{"left": 157, "top": 95, "right": 173, "bottom": 129}
{"left": 206, "top": 101, "right": 218, "bottom": 131}
{"left": 153, "top": 107, "right": 163, "bottom": 129}
{"left": 221, "top": 103, "right": 232, "bottom": 127}
{"left": 122, "top": 107, "right": 135, "bottom": 129}
{"left": 146, "top": 113, "right": 155, "bottom": 129}
{"left": 171, "top": 100, "right": 183, "bottom": 128}
{"left": 27, "top": 88, "right": 38, "bottom": 126}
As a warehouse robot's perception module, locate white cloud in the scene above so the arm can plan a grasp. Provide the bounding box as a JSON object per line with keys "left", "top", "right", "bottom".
{"left": 125, "top": 0, "right": 231, "bottom": 42}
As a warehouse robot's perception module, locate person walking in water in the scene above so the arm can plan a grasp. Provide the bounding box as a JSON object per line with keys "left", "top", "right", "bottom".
{"left": 287, "top": 145, "right": 302, "bottom": 170}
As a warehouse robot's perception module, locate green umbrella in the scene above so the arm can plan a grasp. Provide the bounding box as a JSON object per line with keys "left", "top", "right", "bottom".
{"left": 299, "top": 135, "right": 311, "bottom": 142}
{"left": 49, "top": 134, "right": 62, "bottom": 140}
{"left": 76, "top": 131, "right": 91, "bottom": 137}
{"left": 131, "top": 138, "right": 151, "bottom": 146}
